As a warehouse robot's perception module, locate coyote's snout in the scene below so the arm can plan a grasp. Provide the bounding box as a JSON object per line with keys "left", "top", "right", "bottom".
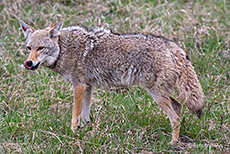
{"left": 19, "top": 20, "right": 205, "bottom": 144}
{"left": 24, "top": 59, "right": 40, "bottom": 70}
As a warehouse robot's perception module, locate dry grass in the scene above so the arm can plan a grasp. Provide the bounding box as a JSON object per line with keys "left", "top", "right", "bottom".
{"left": 0, "top": 0, "right": 230, "bottom": 153}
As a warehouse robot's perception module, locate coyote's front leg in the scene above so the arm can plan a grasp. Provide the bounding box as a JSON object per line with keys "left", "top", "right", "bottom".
{"left": 71, "top": 85, "right": 92, "bottom": 132}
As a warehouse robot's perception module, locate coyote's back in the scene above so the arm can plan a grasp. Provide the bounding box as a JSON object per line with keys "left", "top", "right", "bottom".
{"left": 19, "top": 20, "right": 205, "bottom": 144}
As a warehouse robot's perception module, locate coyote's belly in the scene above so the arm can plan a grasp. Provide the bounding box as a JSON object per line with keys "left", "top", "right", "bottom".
{"left": 85, "top": 63, "right": 142, "bottom": 88}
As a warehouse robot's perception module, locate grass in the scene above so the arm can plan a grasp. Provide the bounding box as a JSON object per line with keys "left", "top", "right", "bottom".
{"left": 0, "top": 0, "right": 230, "bottom": 153}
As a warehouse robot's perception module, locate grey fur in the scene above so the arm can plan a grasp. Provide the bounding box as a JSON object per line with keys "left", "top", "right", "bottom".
{"left": 51, "top": 26, "right": 204, "bottom": 112}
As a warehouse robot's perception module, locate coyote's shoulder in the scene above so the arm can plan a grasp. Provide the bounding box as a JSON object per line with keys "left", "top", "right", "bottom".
{"left": 20, "top": 20, "right": 204, "bottom": 144}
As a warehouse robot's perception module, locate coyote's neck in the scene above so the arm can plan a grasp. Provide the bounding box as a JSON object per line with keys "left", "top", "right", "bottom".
{"left": 47, "top": 25, "right": 112, "bottom": 85}
{"left": 48, "top": 28, "right": 90, "bottom": 84}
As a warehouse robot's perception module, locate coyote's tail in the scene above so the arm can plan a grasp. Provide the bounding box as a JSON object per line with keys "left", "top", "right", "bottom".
{"left": 176, "top": 56, "right": 205, "bottom": 118}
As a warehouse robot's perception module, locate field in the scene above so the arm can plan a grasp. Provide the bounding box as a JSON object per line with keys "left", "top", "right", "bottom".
{"left": 0, "top": 0, "right": 229, "bottom": 153}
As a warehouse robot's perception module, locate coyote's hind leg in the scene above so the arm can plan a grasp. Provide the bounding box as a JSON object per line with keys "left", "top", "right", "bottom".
{"left": 149, "top": 92, "right": 181, "bottom": 144}
{"left": 169, "top": 97, "right": 182, "bottom": 117}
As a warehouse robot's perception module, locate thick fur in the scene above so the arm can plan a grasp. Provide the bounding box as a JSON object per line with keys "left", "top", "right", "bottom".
{"left": 20, "top": 21, "right": 205, "bottom": 143}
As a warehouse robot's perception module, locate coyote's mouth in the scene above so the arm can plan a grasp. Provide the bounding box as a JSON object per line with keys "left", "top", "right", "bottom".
{"left": 30, "top": 62, "right": 40, "bottom": 70}
{"left": 24, "top": 60, "right": 41, "bottom": 70}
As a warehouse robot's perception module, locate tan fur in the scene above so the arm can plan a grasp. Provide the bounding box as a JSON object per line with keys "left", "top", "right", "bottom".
{"left": 19, "top": 20, "right": 205, "bottom": 143}
{"left": 28, "top": 50, "right": 40, "bottom": 61}
{"left": 71, "top": 84, "right": 85, "bottom": 132}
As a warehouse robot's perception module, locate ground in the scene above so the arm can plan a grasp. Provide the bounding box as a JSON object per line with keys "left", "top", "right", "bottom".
{"left": 0, "top": 0, "right": 229, "bottom": 153}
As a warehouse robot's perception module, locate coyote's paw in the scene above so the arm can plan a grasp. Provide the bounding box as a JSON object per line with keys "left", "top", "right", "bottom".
{"left": 169, "top": 139, "right": 178, "bottom": 145}
{"left": 71, "top": 120, "right": 78, "bottom": 133}
{"left": 71, "top": 112, "right": 90, "bottom": 133}
{"left": 80, "top": 110, "right": 90, "bottom": 124}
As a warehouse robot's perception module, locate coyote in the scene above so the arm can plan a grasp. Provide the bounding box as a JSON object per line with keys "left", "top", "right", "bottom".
{"left": 19, "top": 20, "right": 204, "bottom": 144}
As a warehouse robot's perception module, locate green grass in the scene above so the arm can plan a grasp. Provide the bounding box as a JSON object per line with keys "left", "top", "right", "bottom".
{"left": 0, "top": 0, "right": 230, "bottom": 153}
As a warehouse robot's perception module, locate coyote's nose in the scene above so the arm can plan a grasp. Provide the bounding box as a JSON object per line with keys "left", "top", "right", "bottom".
{"left": 26, "top": 60, "right": 33, "bottom": 67}
{"left": 24, "top": 59, "right": 33, "bottom": 69}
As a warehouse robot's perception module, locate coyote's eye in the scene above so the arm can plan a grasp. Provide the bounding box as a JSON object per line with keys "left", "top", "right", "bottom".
{"left": 26, "top": 46, "right": 31, "bottom": 51}
{"left": 37, "top": 46, "right": 45, "bottom": 51}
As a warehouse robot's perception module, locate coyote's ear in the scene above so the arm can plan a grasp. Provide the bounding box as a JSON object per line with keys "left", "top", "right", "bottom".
{"left": 19, "top": 20, "right": 34, "bottom": 39}
{"left": 49, "top": 21, "right": 63, "bottom": 38}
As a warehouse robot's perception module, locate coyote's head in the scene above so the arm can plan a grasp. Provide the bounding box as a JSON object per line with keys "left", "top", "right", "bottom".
{"left": 19, "top": 20, "right": 63, "bottom": 70}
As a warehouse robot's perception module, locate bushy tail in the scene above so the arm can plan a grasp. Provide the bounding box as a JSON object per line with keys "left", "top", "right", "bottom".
{"left": 176, "top": 58, "right": 205, "bottom": 118}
